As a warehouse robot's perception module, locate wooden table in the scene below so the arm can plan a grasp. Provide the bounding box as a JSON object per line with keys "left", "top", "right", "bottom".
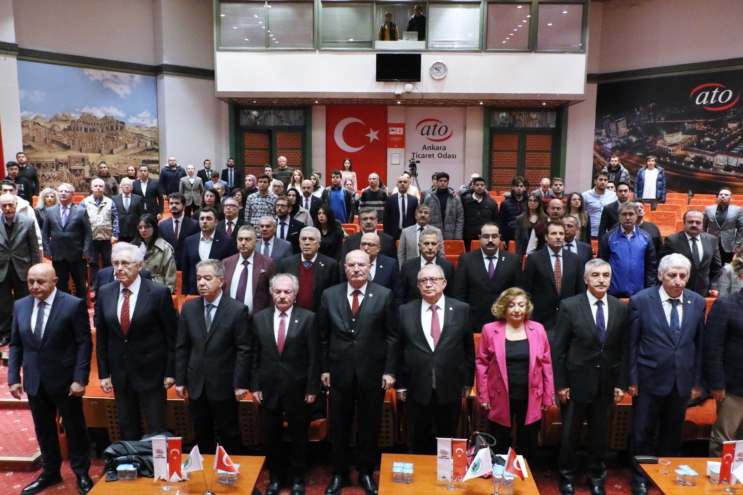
{"left": 640, "top": 457, "right": 732, "bottom": 495}
{"left": 379, "top": 454, "right": 539, "bottom": 495}
{"left": 89, "top": 454, "right": 265, "bottom": 494}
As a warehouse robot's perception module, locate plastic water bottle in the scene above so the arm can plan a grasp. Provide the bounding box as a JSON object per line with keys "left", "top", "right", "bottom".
{"left": 403, "top": 463, "right": 414, "bottom": 484}
{"left": 393, "top": 463, "right": 403, "bottom": 483}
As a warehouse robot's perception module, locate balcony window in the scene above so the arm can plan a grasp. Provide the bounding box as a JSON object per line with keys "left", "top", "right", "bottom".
{"left": 428, "top": 3, "right": 481, "bottom": 50}
{"left": 537, "top": 3, "right": 584, "bottom": 51}
{"left": 321, "top": 3, "right": 374, "bottom": 48}
{"left": 219, "top": 2, "right": 313, "bottom": 49}
{"left": 486, "top": 3, "right": 530, "bottom": 50}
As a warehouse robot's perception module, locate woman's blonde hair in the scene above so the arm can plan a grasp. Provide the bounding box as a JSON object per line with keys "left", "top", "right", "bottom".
{"left": 491, "top": 287, "right": 533, "bottom": 320}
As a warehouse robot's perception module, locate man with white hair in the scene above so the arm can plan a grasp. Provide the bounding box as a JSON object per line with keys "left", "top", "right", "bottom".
{"left": 626, "top": 254, "right": 706, "bottom": 495}
{"left": 0, "top": 192, "right": 42, "bottom": 347}
{"left": 95, "top": 242, "right": 178, "bottom": 440}
{"left": 80, "top": 178, "right": 119, "bottom": 292}
{"left": 0, "top": 180, "right": 42, "bottom": 254}
{"left": 112, "top": 178, "right": 143, "bottom": 243}
{"left": 271, "top": 179, "right": 285, "bottom": 197}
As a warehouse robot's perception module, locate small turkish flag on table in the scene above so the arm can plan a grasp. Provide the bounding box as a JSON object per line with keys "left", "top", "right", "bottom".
{"left": 326, "top": 106, "right": 388, "bottom": 186}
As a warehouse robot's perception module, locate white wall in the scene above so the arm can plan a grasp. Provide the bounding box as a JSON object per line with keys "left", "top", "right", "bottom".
{"left": 0, "top": 55, "right": 22, "bottom": 163}
{"left": 156, "top": 75, "right": 228, "bottom": 171}
{"left": 0, "top": 0, "right": 16, "bottom": 43}
{"left": 597, "top": 0, "right": 743, "bottom": 73}
{"left": 311, "top": 105, "right": 326, "bottom": 184}
{"left": 12, "top": 0, "right": 157, "bottom": 65}
{"left": 156, "top": 0, "right": 214, "bottom": 69}
{"left": 464, "top": 107, "right": 484, "bottom": 184}
{"left": 216, "top": 51, "right": 587, "bottom": 98}
{"left": 564, "top": 83, "right": 598, "bottom": 194}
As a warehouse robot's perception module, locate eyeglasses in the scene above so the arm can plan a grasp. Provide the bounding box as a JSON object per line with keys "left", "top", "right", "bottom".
{"left": 418, "top": 277, "right": 444, "bottom": 285}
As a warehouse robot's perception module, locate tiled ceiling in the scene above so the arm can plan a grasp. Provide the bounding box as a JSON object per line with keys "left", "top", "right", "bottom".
{"left": 221, "top": 97, "right": 574, "bottom": 108}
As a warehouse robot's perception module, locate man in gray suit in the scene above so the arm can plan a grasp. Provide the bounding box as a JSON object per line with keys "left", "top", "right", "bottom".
{"left": 257, "top": 216, "right": 293, "bottom": 266}
{"left": 42, "top": 183, "right": 92, "bottom": 300}
{"left": 397, "top": 205, "right": 443, "bottom": 267}
{"left": 0, "top": 193, "right": 42, "bottom": 346}
{"left": 705, "top": 188, "right": 743, "bottom": 265}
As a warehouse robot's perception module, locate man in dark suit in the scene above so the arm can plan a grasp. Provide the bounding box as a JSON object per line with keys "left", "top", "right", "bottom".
{"left": 222, "top": 225, "right": 276, "bottom": 316}
{"left": 221, "top": 157, "right": 244, "bottom": 195}
{"left": 252, "top": 273, "right": 320, "bottom": 495}
{"left": 553, "top": 259, "right": 630, "bottom": 495}
{"left": 399, "top": 229, "right": 454, "bottom": 305}
{"left": 627, "top": 253, "right": 706, "bottom": 495}
{"left": 257, "top": 216, "right": 293, "bottom": 265}
{"left": 9, "top": 264, "right": 94, "bottom": 495}
{"left": 181, "top": 207, "right": 239, "bottom": 295}
{"left": 521, "top": 221, "right": 586, "bottom": 342}
{"left": 598, "top": 182, "right": 631, "bottom": 239}
{"left": 160, "top": 193, "right": 199, "bottom": 271}
{"left": 659, "top": 209, "right": 722, "bottom": 296}
{"left": 94, "top": 268, "right": 151, "bottom": 306}
{"left": 275, "top": 195, "right": 304, "bottom": 254}
{"left": 452, "top": 223, "right": 520, "bottom": 334}
{"left": 0, "top": 193, "right": 42, "bottom": 347}
{"left": 197, "top": 159, "right": 214, "bottom": 185}
{"left": 41, "top": 183, "right": 91, "bottom": 301}
{"left": 96, "top": 243, "right": 178, "bottom": 441}
{"left": 132, "top": 164, "right": 163, "bottom": 219}
{"left": 341, "top": 207, "right": 397, "bottom": 260}
{"left": 216, "top": 196, "right": 245, "bottom": 241}
{"left": 279, "top": 227, "right": 339, "bottom": 312}
{"left": 383, "top": 175, "right": 418, "bottom": 241}
{"left": 340, "top": 232, "right": 401, "bottom": 297}
{"left": 111, "top": 179, "right": 144, "bottom": 243}
{"left": 300, "top": 180, "right": 323, "bottom": 224}
{"left": 176, "top": 259, "right": 251, "bottom": 455}
{"left": 562, "top": 215, "right": 593, "bottom": 267}
{"left": 705, "top": 277, "right": 743, "bottom": 456}
{"left": 396, "top": 264, "right": 473, "bottom": 454}
{"left": 318, "top": 250, "right": 399, "bottom": 495}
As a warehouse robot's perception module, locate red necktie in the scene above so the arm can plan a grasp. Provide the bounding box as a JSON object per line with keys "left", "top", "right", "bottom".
{"left": 554, "top": 253, "right": 562, "bottom": 294}
{"left": 174, "top": 219, "right": 180, "bottom": 240}
{"left": 121, "top": 288, "right": 131, "bottom": 334}
{"left": 430, "top": 304, "right": 441, "bottom": 348}
{"left": 352, "top": 290, "right": 361, "bottom": 315}
{"left": 226, "top": 221, "right": 233, "bottom": 236}
{"left": 277, "top": 312, "right": 287, "bottom": 354}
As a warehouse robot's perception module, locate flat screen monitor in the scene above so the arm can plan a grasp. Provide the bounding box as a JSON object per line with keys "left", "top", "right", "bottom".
{"left": 376, "top": 53, "right": 421, "bottom": 82}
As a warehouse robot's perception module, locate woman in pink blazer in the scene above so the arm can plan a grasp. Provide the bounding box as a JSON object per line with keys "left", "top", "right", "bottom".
{"left": 475, "top": 287, "right": 554, "bottom": 463}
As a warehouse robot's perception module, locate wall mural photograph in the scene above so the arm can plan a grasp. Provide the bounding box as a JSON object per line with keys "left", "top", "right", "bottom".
{"left": 594, "top": 68, "right": 743, "bottom": 195}
{"left": 17, "top": 61, "right": 159, "bottom": 192}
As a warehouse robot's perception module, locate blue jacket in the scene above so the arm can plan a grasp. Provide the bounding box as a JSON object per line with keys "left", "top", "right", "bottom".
{"left": 634, "top": 166, "right": 666, "bottom": 203}
{"left": 599, "top": 226, "right": 657, "bottom": 297}
{"left": 628, "top": 286, "right": 705, "bottom": 396}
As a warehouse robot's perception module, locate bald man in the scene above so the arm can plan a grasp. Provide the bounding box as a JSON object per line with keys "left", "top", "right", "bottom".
{"left": 383, "top": 175, "right": 418, "bottom": 240}
{"left": 9, "top": 264, "right": 93, "bottom": 494}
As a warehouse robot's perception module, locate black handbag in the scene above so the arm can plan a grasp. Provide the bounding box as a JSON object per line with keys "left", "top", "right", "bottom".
{"left": 466, "top": 431, "right": 503, "bottom": 477}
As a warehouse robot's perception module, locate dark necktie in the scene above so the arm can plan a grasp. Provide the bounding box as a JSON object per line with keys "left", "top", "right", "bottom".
{"left": 34, "top": 301, "right": 47, "bottom": 342}
{"left": 691, "top": 237, "right": 700, "bottom": 267}
{"left": 305, "top": 197, "right": 310, "bottom": 210}
{"left": 263, "top": 241, "right": 270, "bottom": 256}
{"left": 205, "top": 303, "right": 215, "bottom": 332}
{"left": 226, "top": 221, "right": 233, "bottom": 236}
{"left": 277, "top": 312, "right": 287, "bottom": 354}
{"left": 400, "top": 195, "right": 406, "bottom": 229}
{"left": 565, "top": 243, "right": 573, "bottom": 253}
{"left": 430, "top": 304, "right": 441, "bottom": 347}
{"left": 487, "top": 257, "right": 495, "bottom": 278}
{"left": 351, "top": 289, "right": 361, "bottom": 315}
{"left": 61, "top": 206, "right": 68, "bottom": 228}
{"left": 280, "top": 222, "right": 286, "bottom": 239}
{"left": 120, "top": 288, "right": 131, "bottom": 335}
{"left": 303, "top": 259, "right": 312, "bottom": 268}
{"left": 124, "top": 195, "right": 130, "bottom": 212}
{"left": 554, "top": 253, "right": 562, "bottom": 294}
{"left": 236, "top": 259, "right": 250, "bottom": 305}
{"left": 174, "top": 219, "right": 179, "bottom": 241}
{"left": 596, "top": 300, "right": 606, "bottom": 343}
{"left": 670, "top": 299, "right": 680, "bottom": 337}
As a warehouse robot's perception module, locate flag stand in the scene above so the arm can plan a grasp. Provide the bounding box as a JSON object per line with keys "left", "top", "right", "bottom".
{"left": 202, "top": 469, "right": 214, "bottom": 495}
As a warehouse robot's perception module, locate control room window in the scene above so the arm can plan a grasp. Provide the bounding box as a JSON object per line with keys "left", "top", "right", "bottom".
{"left": 428, "top": 3, "right": 481, "bottom": 50}
{"left": 321, "top": 3, "right": 374, "bottom": 49}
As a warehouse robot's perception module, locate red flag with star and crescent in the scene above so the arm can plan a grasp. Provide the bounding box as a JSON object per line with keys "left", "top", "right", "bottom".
{"left": 214, "top": 445, "right": 238, "bottom": 474}
{"left": 326, "top": 106, "right": 388, "bottom": 186}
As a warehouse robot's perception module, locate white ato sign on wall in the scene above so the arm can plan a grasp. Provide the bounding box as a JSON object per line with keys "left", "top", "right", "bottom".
{"left": 405, "top": 107, "right": 466, "bottom": 191}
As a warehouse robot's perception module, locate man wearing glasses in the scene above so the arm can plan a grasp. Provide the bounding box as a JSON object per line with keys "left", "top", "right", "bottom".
{"left": 395, "top": 264, "right": 474, "bottom": 453}
{"left": 452, "top": 223, "right": 520, "bottom": 334}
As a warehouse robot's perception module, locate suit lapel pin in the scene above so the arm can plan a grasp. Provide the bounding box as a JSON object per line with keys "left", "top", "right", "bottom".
{"left": 687, "top": 300, "right": 691, "bottom": 304}
{"left": 369, "top": 293, "right": 373, "bottom": 297}
{"left": 501, "top": 256, "right": 505, "bottom": 261}
{"left": 528, "top": 326, "right": 533, "bottom": 330}
{"left": 319, "top": 262, "right": 324, "bottom": 267}
{"left": 260, "top": 268, "right": 266, "bottom": 273}
{"left": 295, "top": 320, "right": 299, "bottom": 323}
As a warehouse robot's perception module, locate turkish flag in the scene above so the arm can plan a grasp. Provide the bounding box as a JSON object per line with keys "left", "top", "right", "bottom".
{"left": 326, "top": 106, "right": 388, "bottom": 187}
{"left": 504, "top": 448, "right": 526, "bottom": 481}
{"left": 167, "top": 437, "right": 182, "bottom": 481}
{"left": 214, "top": 445, "right": 238, "bottom": 473}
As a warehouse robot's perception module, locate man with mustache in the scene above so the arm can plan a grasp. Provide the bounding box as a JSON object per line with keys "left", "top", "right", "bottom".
{"left": 252, "top": 274, "right": 320, "bottom": 495}
{"left": 552, "top": 259, "right": 630, "bottom": 495}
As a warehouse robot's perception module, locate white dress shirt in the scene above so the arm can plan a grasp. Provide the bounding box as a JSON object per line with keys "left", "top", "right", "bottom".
{"left": 30, "top": 288, "right": 57, "bottom": 339}
{"left": 198, "top": 233, "right": 213, "bottom": 260}
{"left": 421, "top": 295, "right": 445, "bottom": 352}
{"left": 117, "top": 276, "right": 142, "bottom": 324}
{"left": 259, "top": 236, "right": 274, "bottom": 257}
{"left": 301, "top": 252, "right": 318, "bottom": 266}
{"left": 526, "top": 229, "right": 539, "bottom": 255}
{"left": 123, "top": 194, "right": 132, "bottom": 211}
{"left": 685, "top": 233, "right": 704, "bottom": 261}
{"left": 659, "top": 285, "right": 684, "bottom": 327}
{"left": 482, "top": 249, "right": 499, "bottom": 273}
{"left": 548, "top": 247, "right": 561, "bottom": 272}
{"left": 273, "top": 306, "right": 294, "bottom": 343}
{"left": 140, "top": 180, "right": 148, "bottom": 196}
{"left": 369, "top": 258, "right": 378, "bottom": 281}
{"left": 563, "top": 241, "right": 576, "bottom": 254}
{"left": 229, "top": 252, "right": 255, "bottom": 313}
{"left": 347, "top": 282, "right": 368, "bottom": 308}
{"left": 420, "top": 256, "right": 437, "bottom": 269}
{"left": 586, "top": 290, "right": 609, "bottom": 328}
